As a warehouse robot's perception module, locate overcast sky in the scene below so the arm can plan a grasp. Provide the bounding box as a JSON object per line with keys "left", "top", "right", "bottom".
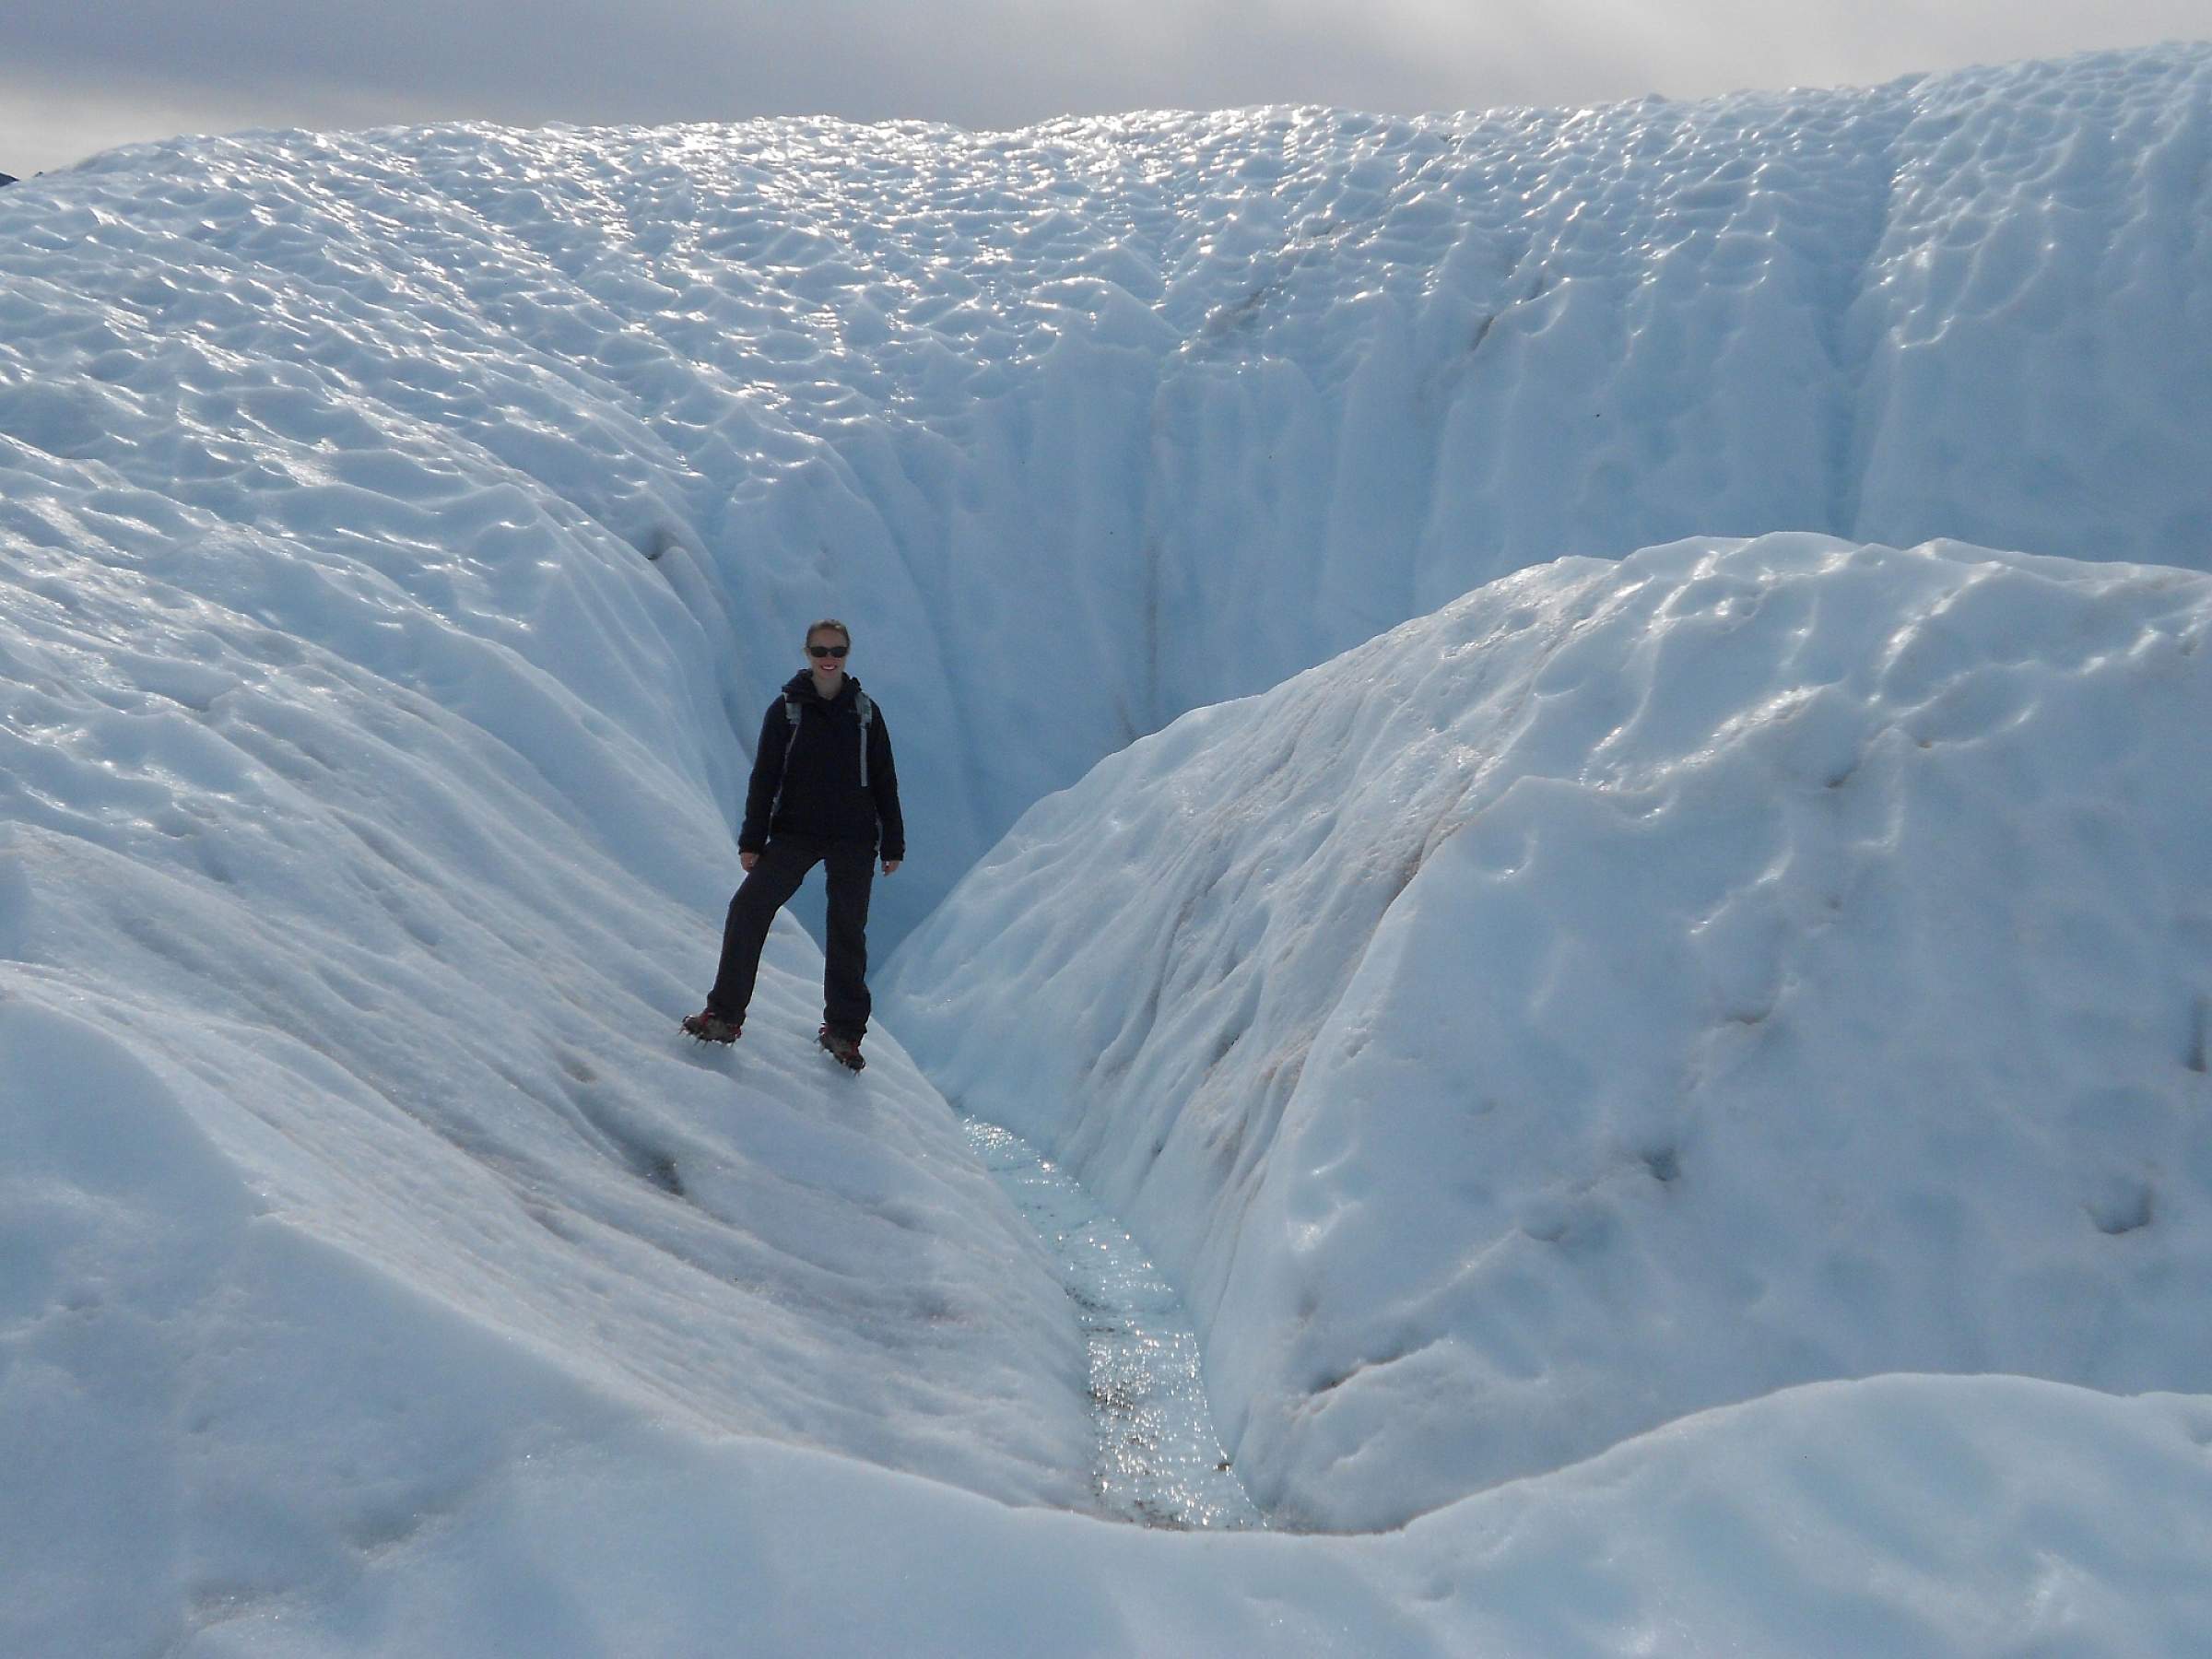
{"left": 6, "top": 1, "right": 2206, "bottom": 178}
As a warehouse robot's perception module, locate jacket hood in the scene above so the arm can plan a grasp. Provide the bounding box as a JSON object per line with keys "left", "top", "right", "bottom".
{"left": 782, "top": 670, "right": 863, "bottom": 705}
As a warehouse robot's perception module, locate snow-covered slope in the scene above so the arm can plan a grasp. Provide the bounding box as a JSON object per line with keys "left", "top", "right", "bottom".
{"left": 5, "top": 43, "right": 2210, "bottom": 945}
{"left": 887, "top": 533, "right": 2212, "bottom": 1528}
{"left": 0, "top": 454, "right": 1098, "bottom": 1653}
{"left": 70, "top": 1374, "right": 2206, "bottom": 1658}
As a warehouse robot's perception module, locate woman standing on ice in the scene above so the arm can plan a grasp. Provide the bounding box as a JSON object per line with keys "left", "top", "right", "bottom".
{"left": 684, "top": 618, "right": 904, "bottom": 1070}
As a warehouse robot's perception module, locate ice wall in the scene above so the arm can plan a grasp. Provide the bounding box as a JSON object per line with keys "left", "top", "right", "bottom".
{"left": 0, "top": 422, "right": 1099, "bottom": 1652}
{"left": 4, "top": 44, "right": 2208, "bottom": 943}
{"left": 887, "top": 533, "right": 2212, "bottom": 1527}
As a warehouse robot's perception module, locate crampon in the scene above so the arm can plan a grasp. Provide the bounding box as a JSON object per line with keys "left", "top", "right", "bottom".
{"left": 818, "top": 1026, "right": 865, "bottom": 1072}
{"left": 681, "top": 1008, "right": 741, "bottom": 1045}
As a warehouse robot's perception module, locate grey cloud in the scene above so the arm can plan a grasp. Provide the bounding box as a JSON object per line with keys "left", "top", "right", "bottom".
{"left": 6, "top": 0, "right": 2208, "bottom": 175}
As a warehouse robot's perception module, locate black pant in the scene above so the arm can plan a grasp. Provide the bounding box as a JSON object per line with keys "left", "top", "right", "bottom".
{"left": 707, "top": 834, "right": 876, "bottom": 1037}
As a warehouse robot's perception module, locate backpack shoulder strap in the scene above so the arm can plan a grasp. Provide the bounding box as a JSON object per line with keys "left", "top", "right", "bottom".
{"left": 770, "top": 698, "right": 803, "bottom": 818}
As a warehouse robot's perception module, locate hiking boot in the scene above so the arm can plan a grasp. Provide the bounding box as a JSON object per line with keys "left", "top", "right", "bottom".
{"left": 682, "top": 1008, "right": 741, "bottom": 1044}
{"left": 818, "top": 1025, "right": 865, "bottom": 1072}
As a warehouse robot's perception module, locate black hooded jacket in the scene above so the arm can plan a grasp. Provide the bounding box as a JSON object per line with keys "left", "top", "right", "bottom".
{"left": 740, "top": 673, "right": 904, "bottom": 860}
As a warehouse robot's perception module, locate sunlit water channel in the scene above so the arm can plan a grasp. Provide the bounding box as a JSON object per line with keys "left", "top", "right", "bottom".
{"left": 962, "top": 1119, "right": 1266, "bottom": 1531}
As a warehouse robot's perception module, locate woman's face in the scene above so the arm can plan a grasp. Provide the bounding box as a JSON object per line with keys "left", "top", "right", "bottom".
{"left": 806, "top": 630, "right": 849, "bottom": 688}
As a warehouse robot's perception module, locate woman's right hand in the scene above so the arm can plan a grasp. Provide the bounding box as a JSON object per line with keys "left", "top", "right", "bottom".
{"left": 741, "top": 851, "right": 759, "bottom": 872}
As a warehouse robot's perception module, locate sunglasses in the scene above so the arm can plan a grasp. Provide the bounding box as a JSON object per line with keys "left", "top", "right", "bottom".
{"left": 807, "top": 643, "right": 849, "bottom": 659}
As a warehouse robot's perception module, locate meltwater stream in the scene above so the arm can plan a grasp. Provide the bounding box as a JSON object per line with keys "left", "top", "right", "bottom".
{"left": 963, "top": 1120, "right": 1267, "bottom": 1531}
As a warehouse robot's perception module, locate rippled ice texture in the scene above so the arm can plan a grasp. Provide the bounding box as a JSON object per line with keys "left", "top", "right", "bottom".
{"left": 5, "top": 43, "right": 2210, "bottom": 948}
{"left": 964, "top": 1120, "right": 1264, "bottom": 1530}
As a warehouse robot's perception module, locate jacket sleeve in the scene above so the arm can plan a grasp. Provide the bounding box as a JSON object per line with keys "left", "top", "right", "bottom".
{"left": 739, "top": 700, "right": 786, "bottom": 853}
{"left": 869, "top": 708, "right": 905, "bottom": 863}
